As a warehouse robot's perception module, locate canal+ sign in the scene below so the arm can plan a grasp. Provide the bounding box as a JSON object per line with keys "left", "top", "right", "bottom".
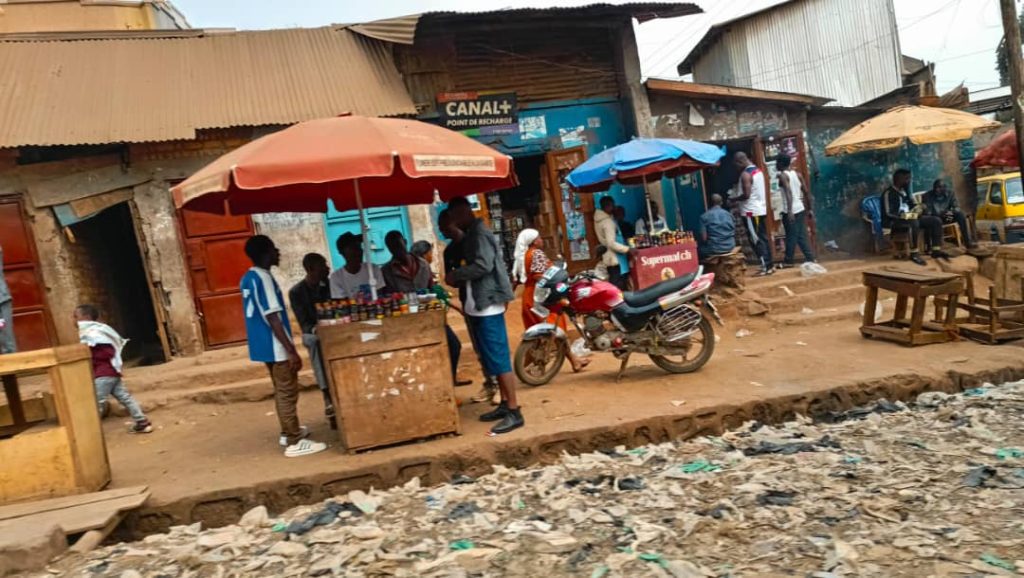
{"left": 437, "top": 92, "right": 517, "bottom": 130}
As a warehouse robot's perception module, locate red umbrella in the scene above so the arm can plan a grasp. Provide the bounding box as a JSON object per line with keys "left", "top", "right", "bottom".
{"left": 973, "top": 128, "right": 1019, "bottom": 169}
{"left": 171, "top": 115, "right": 516, "bottom": 214}
{"left": 172, "top": 115, "right": 517, "bottom": 300}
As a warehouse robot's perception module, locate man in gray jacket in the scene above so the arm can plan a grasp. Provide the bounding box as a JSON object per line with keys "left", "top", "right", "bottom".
{"left": 444, "top": 197, "right": 524, "bottom": 435}
{"left": 0, "top": 244, "right": 15, "bottom": 355}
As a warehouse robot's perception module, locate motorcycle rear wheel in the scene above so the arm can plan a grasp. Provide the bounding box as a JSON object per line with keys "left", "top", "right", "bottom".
{"left": 649, "top": 317, "right": 715, "bottom": 374}
{"left": 514, "top": 335, "right": 566, "bottom": 386}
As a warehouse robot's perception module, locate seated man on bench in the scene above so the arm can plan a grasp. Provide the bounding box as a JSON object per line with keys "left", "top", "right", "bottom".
{"left": 922, "top": 179, "right": 974, "bottom": 249}
{"left": 698, "top": 194, "right": 737, "bottom": 261}
{"left": 882, "top": 168, "right": 937, "bottom": 266}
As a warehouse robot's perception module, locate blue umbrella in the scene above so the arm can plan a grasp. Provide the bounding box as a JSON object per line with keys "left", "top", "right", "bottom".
{"left": 566, "top": 138, "right": 725, "bottom": 230}
{"left": 566, "top": 138, "right": 725, "bottom": 192}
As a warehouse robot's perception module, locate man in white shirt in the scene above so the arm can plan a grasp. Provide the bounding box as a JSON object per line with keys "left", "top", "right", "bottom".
{"left": 635, "top": 200, "right": 667, "bottom": 235}
{"left": 730, "top": 152, "right": 773, "bottom": 276}
{"left": 776, "top": 154, "right": 816, "bottom": 267}
{"left": 329, "top": 233, "right": 384, "bottom": 299}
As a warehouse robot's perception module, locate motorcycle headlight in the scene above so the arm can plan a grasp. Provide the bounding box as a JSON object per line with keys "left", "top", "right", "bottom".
{"left": 534, "top": 286, "right": 550, "bottom": 305}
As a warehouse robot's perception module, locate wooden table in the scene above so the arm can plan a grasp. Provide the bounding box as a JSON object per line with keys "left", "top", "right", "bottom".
{"left": 860, "top": 268, "right": 964, "bottom": 346}
{"left": 0, "top": 345, "right": 110, "bottom": 503}
{"left": 318, "top": 309, "right": 460, "bottom": 453}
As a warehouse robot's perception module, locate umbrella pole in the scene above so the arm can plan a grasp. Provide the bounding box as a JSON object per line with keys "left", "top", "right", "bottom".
{"left": 643, "top": 174, "right": 655, "bottom": 233}
{"left": 354, "top": 178, "right": 378, "bottom": 301}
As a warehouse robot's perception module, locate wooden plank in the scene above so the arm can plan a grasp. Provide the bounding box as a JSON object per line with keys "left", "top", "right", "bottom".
{"left": 319, "top": 310, "right": 446, "bottom": 360}
{"left": 862, "top": 286, "right": 878, "bottom": 327}
{"left": 2, "top": 374, "right": 25, "bottom": 428}
{"left": 0, "top": 345, "right": 89, "bottom": 376}
{"left": 866, "top": 268, "right": 960, "bottom": 284}
{"left": 0, "top": 486, "right": 147, "bottom": 522}
{"left": 0, "top": 425, "right": 77, "bottom": 502}
{"left": 644, "top": 78, "right": 830, "bottom": 106}
{"left": 0, "top": 492, "right": 148, "bottom": 535}
{"left": 68, "top": 187, "right": 133, "bottom": 219}
{"left": 49, "top": 357, "right": 110, "bottom": 492}
{"left": 26, "top": 165, "right": 150, "bottom": 209}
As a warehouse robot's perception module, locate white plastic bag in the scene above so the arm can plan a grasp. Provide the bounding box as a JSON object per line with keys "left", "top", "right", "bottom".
{"left": 570, "top": 338, "right": 592, "bottom": 359}
{"left": 800, "top": 262, "right": 828, "bottom": 278}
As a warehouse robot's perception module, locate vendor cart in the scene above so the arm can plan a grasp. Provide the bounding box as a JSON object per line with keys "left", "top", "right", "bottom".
{"left": 172, "top": 115, "right": 516, "bottom": 452}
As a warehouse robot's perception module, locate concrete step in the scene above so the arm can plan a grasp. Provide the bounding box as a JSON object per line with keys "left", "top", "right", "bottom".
{"left": 754, "top": 268, "right": 869, "bottom": 299}
{"left": 744, "top": 259, "right": 876, "bottom": 290}
{"left": 760, "top": 284, "right": 865, "bottom": 315}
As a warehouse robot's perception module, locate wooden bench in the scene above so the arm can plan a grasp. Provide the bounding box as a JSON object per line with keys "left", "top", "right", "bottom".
{"left": 861, "top": 268, "right": 964, "bottom": 346}
{"left": 935, "top": 272, "right": 1024, "bottom": 344}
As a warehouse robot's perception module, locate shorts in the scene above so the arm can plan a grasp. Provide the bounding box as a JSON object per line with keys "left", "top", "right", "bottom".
{"left": 465, "top": 313, "right": 512, "bottom": 377}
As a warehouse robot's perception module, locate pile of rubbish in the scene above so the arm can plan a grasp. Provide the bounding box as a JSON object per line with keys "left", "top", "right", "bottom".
{"left": 41, "top": 382, "right": 1024, "bottom": 577}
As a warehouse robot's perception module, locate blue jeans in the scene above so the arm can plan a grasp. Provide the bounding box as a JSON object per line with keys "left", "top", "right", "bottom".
{"left": 0, "top": 300, "right": 14, "bottom": 354}
{"left": 94, "top": 376, "right": 146, "bottom": 422}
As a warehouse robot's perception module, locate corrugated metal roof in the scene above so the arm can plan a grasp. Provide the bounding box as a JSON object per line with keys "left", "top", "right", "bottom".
{"left": 0, "top": 27, "right": 416, "bottom": 147}
{"left": 343, "top": 3, "right": 701, "bottom": 46}
{"left": 676, "top": 0, "right": 797, "bottom": 75}
{"left": 678, "top": 0, "right": 901, "bottom": 107}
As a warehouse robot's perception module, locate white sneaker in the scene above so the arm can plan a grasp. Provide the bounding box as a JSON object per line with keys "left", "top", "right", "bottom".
{"left": 284, "top": 438, "right": 328, "bottom": 458}
{"left": 279, "top": 425, "right": 310, "bottom": 447}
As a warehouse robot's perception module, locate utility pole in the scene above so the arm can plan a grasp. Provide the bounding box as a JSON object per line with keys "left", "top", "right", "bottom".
{"left": 1000, "top": 0, "right": 1024, "bottom": 171}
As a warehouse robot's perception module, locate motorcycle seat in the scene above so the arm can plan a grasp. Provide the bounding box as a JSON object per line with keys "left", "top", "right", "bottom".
{"left": 622, "top": 271, "right": 699, "bottom": 308}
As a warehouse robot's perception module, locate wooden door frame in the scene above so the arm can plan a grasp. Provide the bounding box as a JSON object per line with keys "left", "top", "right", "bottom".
{"left": 756, "top": 130, "right": 818, "bottom": 259}
{"left": 172, "top": 190, "right": 255, "bottom": 351}
{"left": 0, "top": 194, "right": 57, "bottom": 349}
{"left": 126, "top": 199, "right": 172, "bottom": 361}
{"left": 544, "top": 146, "right": 595, "bottom": 274}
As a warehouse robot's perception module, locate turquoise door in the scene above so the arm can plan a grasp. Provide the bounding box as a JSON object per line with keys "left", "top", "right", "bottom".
{"left": 324, "top": 203, "right": 411, "bottom": 268}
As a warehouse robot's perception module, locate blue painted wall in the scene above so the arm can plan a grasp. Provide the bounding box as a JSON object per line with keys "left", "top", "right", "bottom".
{"left": 324, "top": 203, "right": 411, "bottom": 268}
{"left": 464, "top": 98, "right": 649, "bottom": 225}
{"left": 806, "top": 125, "right": 970, "bottom": 251}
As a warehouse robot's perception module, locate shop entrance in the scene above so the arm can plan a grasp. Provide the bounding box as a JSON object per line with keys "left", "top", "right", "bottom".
{"left": 68, "top": 202, "right": 166, "bottom": 365}
{"left": 477, "top": 146, "right": 595, "bottom": 274}
{"left": 702, "top": 138, "right": 761, "bottom": 263}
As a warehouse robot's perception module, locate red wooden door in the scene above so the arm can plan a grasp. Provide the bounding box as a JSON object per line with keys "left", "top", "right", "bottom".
{"left": 0, "top": 198, "right": 55, "bottom": 352}
{"left": 179, "top": 208, "right": 255, "bottom": 348}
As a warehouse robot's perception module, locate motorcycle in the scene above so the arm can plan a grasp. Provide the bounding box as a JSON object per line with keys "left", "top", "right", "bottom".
{"left": 514, "top": 265, "right": 722, "bottom": 386}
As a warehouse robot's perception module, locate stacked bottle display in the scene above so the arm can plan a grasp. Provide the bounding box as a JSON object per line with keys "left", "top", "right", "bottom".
{"left": 316, "top": 291, "right": 445, "bottom": 326}
{"left": 628, "top": 230, "right": 696, "bottom": 249}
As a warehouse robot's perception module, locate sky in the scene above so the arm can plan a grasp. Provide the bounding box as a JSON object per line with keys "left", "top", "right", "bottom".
{"left": 172, "top": 0, "right": 1006, "bottom": 96}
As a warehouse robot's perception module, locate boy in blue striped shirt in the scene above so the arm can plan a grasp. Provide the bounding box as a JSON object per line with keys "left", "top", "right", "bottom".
{"left": 241, "top": 235, "right": 327, "bottom": 458}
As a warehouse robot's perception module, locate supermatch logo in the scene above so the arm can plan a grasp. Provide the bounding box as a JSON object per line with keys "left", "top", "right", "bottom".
{"left": 640, "top": 250, "right": 694, "bottom": 267}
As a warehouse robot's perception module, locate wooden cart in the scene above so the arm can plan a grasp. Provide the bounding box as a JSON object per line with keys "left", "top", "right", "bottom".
{"left": 1, "top": 345, "right": 110, "bottom": 503}
{"left": 860, "top": 268, "right": 964, "bottom": 346}
{"left": 318, "top": 309, "right": 460, "bottom": 453}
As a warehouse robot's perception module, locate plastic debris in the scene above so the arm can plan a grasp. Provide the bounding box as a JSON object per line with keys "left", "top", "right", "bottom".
{"left": 995, "top": 448, "right": 1024, "bottom": 460}
{"left": 801, "top": 307, "right": 815, "bottom": 315}
{"left": 678, "top": 460, "right": 722, "bottom": 474}
{"left": 756, "top": 490, "right": 797, "bottom": 507}
{"left": 801, "top": 262, "right": 828, "bottom": 277}
{"left": 735, "top": 328, "right": 753, "bottom": 338}
{"left": 980, "top": 553, "right": 1016, "bottom": 571}
{"left": 40, "top": 380, "right": 1024, "bottom": 577}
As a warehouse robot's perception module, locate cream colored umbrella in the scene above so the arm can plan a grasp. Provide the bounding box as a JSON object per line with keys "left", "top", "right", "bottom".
{"left": 825, "top": 105, "right": 1000, "bottom": 156}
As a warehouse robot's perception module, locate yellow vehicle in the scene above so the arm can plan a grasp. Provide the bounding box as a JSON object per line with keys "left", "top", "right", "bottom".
{"left": 976, "top": 172, "right": 1024, "bottom": 244}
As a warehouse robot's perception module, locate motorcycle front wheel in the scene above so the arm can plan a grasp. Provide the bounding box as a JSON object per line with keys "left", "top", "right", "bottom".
{"left": 649, "top": 317, "right": 715, "bottom": 374}
{"left": 514, "top": 335, "right": 566, "bottom": 386}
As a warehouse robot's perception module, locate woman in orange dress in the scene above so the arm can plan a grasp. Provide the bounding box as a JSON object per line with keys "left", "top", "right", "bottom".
{"left": 513, "top": 229, "right": 589, "bottom": 372}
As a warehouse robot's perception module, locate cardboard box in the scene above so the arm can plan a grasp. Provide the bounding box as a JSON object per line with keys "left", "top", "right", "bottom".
{"left": 629, "top": 240, "right": 699, "bottom": 289}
